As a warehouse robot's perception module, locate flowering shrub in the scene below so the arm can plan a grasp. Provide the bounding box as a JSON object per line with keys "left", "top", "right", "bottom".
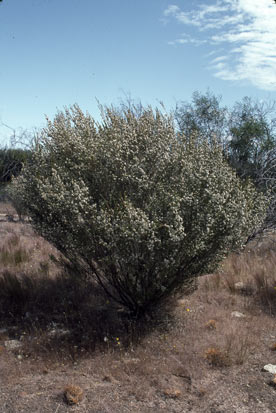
{"left": 15, "top": 104, "right": 267, "bottom": 316}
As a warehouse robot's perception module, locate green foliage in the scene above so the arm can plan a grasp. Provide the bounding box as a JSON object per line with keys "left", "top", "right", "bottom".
{"left": 0, "top": 148, "right": 31, "bottom": 185}
{"left": 14, "top": 104, "right": 267, "bottom": 316}
{"left": 228, "top": 97, "right": 276, "bottom": 182}
{"left": 175, "top": 92, "right": 276, "bottom": 180}
{"left": 175, "top": 92, "right": 276, "bottom": 237}
{"left": 175, "top": 90, "right": 228, "bottom": 145}
{"left": 0, "top": 148, "right": 31, "bottom": 216}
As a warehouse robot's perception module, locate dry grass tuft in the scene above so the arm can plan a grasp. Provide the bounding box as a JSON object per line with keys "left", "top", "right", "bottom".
{"left": 63, "top": 384, "right": 84, "bottom": 405}
{"left": 224, "top": 329, "right": 252, "bottom": 365}
{"left": 204, "top": 347, "right": 230, "bottom": 367}
{"left": 162, "top": 388, "right": 181, "bottom": 399}
{"left": 0, "top": 233, "right": 30, "bottom": 267}
{"left": 205, "top": 319, "right": 217, "bottom": 330}
{"left": 214, "top": 236, "right": 276, "bottom": 315}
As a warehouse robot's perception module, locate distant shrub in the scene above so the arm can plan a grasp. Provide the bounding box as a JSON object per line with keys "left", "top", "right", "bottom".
{"left": 0, "top": 148, "right": 31, "bottom": 218}
{"left": 0, "top": 148, "right": 31, "bottom": 185}
{"left": 5, "top": 180, "right": 28, "bottom": 221}
{"left": 13, "top": 103, "right": 267, "bottom": 317}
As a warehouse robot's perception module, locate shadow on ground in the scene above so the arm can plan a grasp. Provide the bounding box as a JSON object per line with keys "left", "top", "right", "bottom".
{"left": 0, "top": 269, "right": 180, "bottom": 362}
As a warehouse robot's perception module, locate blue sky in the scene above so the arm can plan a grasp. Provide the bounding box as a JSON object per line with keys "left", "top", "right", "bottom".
{"left": 1, "top": 0, "right": 276, "bottom": 146}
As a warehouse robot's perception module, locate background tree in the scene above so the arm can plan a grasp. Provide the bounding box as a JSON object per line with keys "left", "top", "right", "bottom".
{"left": 175, "top": 91, "right": 276, "bottom": 237}
{"left": 0, "top": 147, "right": 31, "bottom": 219}
{"left": 0, "top": 147, "right": 31, "bottom": 186}
{"left": 227, "top": 97, "right": 276, "bottom": 182}
{"left": 175, "top": 90, "right": 229, "bottom": 146}
{"left": 0, "top": 123, "right": 35, "bottom": 216}
{"left": 224, "top": 97, "right": 276, "bottom": 236}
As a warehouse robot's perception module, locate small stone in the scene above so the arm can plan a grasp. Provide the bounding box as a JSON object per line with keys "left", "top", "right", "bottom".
{"left": 17, "top": 354, "right": 23, "bottom": 360}
{"left": 47, "top": 328, "right": 70, "bottom": 338}
{"left": 123, "top": 358, "right": 140, "bottom": 365}
{"left": 234, "top": 282, "right": 253, "bottom": 296}
{"left": 234, "top": 282, "right": 245, "bottom": 290}
{"left": 263, "top": 364, "right": 276, "bottom": 374}
{"left": 4, "top": 340, "right": 22, "bottom": 350}
{"left": 231, "top": 311, "right": 246, "bottom": 318}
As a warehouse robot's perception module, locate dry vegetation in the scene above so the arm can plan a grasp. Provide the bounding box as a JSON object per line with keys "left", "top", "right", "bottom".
{"left": 0, "top": 202, "right": 276, "bottom": 412}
